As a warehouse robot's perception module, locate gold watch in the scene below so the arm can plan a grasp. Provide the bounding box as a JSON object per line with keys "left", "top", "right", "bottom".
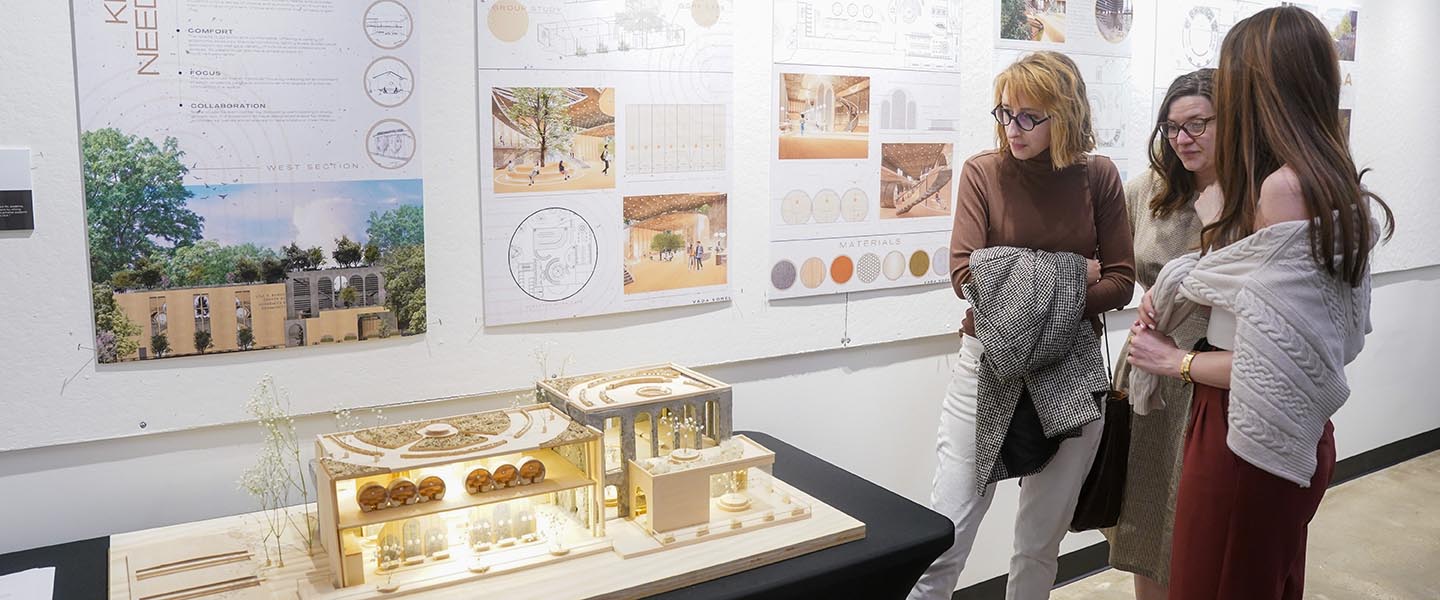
{"left": 1180, "top": 351, "right": 1199, "bottom": 384}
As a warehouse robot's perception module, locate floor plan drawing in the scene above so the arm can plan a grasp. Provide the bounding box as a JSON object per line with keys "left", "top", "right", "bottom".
{"left": 509, "top": 207, "right": 600, "bottom": 302}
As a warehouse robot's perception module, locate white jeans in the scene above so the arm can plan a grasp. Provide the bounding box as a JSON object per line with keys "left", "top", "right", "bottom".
{"left": 908, "top": 334, "right": 1105, "bottom": 600}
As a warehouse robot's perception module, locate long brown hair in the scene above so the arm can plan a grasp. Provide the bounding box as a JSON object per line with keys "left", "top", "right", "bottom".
{"left": 1148, "top": 69, "right": 1215, "bottom": 219}
{"left": 993, "top": 51, "right": 1095, "bottom": 169}
{"left": 1208, "top": 6, "right": 1392, "bottom": 286}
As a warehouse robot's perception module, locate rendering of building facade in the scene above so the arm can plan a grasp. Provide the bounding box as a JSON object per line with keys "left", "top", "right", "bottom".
{"left": 111, "top": 266, "right": 397, "bottom": 360}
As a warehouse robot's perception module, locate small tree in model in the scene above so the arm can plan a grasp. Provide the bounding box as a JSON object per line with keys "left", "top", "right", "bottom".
{"left": 237, "top": 375, "right": 315, "bottom": 567}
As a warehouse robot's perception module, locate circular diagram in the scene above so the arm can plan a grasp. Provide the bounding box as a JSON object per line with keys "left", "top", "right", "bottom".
{"left": 781, "top": 190, "right": 812, "bottom": 225}
{"left": 364, "top": 57, "right": 414, "bottom": 108}
{"left": 841, "top": 188, "right": 868, "bottom": 222}
{"left": 1182, "top": 6, "right": 1221, "bottom": 68}
{"left": 812, "top": 189, "right": 841, "bottom": 223}
{"left": 364, "top": 0, "right": 414, "bottom": 49}
{"left": 366, "top": 119, "right": 416, "bottom": 169}
{"left": 508, "top": 207, "right": 598, "bottom": 302}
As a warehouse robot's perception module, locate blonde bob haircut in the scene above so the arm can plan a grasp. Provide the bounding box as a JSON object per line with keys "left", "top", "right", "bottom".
{"left": 993, "top": 51, "right": 1095, "bottom": 169}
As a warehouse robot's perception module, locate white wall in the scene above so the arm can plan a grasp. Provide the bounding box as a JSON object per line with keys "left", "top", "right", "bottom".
{"left": 2, "top": 0, "right": 1439, "bottom": 592}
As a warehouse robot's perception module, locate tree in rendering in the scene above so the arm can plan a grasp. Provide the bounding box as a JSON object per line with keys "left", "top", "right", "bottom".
{"left": 501, "top": 88, "right": 574, "bottom": 167}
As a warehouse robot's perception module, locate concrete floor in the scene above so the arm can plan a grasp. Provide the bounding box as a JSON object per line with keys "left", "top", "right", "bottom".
{"left": 1052, "top": 450, "right": 1440, "bottom": 599}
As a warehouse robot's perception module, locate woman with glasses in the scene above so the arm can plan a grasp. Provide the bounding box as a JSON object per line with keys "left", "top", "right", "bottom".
{"left": 1126, "top": 7, "right": 1391, "bottom": 597}
{"left": 908, "top": 51, "right": 1135, "bottom": 600}
{"left": 1101, "top": 68, "right": 1215, "bottom": 600}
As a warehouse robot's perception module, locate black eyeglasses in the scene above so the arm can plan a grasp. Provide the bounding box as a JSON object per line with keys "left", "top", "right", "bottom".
{"left": 992, "top": 105, "right": 1051, "bottom": 131}
{"left": 1159, "top": 116, "right": 1216, "bottom": 139}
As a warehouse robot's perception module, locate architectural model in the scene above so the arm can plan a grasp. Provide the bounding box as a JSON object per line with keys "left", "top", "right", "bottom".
{"left": 313, "top": 403, "right": 607, "bottom": 590}
{"left": 107, "top": 365, "right": 863, "bottom": 599}
{"left": 305, "top": 363, "right": 842, "bottom": 593}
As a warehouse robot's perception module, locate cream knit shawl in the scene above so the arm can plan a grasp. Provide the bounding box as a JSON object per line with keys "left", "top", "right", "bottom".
{"left": 1132, "top": 219, "right": 1374, "bottom": 487}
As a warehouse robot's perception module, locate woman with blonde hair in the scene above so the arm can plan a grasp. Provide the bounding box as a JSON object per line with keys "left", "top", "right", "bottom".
{"left": 1126, "top": 7, "right": 1392, "bottom": 597}
{"left": 908, "top": 50, "right": 1134, "bottom": 599}
{"left": 1102, "top": 67, "right": 1215, "bottom": 600}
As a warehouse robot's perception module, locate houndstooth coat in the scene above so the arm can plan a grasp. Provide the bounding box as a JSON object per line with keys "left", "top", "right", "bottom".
{"left": 963, "top": 246, "right": 1109, "bottom": 493}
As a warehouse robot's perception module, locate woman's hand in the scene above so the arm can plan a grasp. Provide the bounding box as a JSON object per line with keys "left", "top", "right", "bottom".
{"left": 1126, "top": 322, "right": 1185, "bottom": 379}
{"left": 1086, "top": 259, "right": 1102, "bottom": 286}
{"left": 1137, "top": 288, "right": 1158, "bottom": 329}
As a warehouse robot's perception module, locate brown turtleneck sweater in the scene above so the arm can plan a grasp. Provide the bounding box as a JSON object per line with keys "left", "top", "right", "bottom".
{"left": 951, "top": 149, "right": 1135, "bottom": 334}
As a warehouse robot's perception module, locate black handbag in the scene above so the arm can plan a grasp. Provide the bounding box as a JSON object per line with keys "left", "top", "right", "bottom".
{"left": 1070, "top": 157, "right": 1132, "bottom": 532}
{"left": 1069, "top": 339, "right": 1130, "bottom": 532}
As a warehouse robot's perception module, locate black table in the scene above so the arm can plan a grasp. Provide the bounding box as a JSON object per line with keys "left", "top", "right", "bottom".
{"left": 0, "top": 536, "right": 107, "bottom": 600}
{"left": 0, "top": 432, "right": 951, "bottom": 600}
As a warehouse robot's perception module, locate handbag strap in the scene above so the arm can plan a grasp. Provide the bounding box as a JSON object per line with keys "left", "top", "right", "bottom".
{"left": 1082, "top": 156, "right": 1118, "bottom": 391}
{"left": 1099, "top": 312, "right": 1117, "bottom": 391}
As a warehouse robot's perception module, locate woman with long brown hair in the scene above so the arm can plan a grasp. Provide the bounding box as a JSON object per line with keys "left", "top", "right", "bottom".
{"left": 909, "top": 50, "right": 1134, "bottom": 599}
{"left": 1103, "top": 68, "right": 1215, "bottom": 600}
{"left": 1125, "top": 6, "right": 1393, "bottom": 597}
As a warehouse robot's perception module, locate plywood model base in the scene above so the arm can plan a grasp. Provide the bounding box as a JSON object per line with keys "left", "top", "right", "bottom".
{"left": 119, "top": 532, "right": 266, "bottom": 600}
{"left": 109, "top": 479, "right": 863, "bottom": 600}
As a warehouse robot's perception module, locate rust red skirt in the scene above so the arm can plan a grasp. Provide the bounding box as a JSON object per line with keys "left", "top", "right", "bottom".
{"left": 1168, "top": 381, "right": 1335, "bottom": 599}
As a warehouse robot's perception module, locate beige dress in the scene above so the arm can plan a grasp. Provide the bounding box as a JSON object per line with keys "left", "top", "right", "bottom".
{"left": 1101, "top": 170, "right": 1209, "bottom": 583}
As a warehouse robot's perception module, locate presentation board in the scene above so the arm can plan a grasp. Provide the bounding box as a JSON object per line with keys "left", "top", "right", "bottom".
{"left": 768, "top": 0, "right": 967, "bottom": 299}
{"left": 477, "top": 0, "right": 736, "bottom": 325}
{"left": 71, "top": 0, "right": 427, "bottom": 365}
